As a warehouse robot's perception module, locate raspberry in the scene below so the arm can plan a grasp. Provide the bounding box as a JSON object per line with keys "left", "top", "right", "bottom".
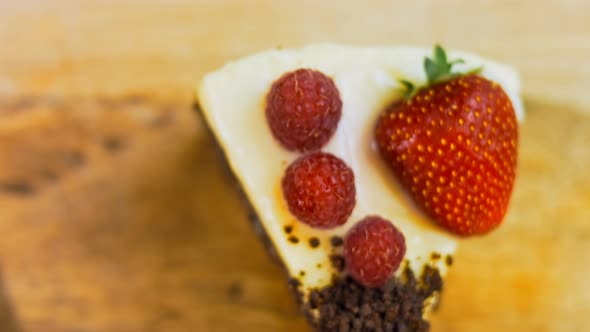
{"left": 266, "top": 68, "right": 342, "bottom": 152}
{"left": 282, "top": 152, "right": 355, "bottom": 229}
{"left": 344, "top": 216, "right": 406, "bottom": 288}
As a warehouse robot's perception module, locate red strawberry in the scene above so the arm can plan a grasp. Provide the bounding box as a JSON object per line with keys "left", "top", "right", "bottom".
{"left": 375, "top": 46, "right": 518, "bottom": 236}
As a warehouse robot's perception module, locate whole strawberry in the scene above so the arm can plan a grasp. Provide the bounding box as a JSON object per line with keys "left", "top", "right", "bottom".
{"left": 375, "top": 46, "right": 518, "bottom": 236}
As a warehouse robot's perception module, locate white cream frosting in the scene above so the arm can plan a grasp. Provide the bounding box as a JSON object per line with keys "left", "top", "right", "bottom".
{"left": 197, "top": 44, "right": 523, "bottom": 292}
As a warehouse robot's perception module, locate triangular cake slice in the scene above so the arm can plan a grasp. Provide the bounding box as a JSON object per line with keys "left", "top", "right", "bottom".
{"left": 196, "top": 44, "right": 523, "bottom": 331}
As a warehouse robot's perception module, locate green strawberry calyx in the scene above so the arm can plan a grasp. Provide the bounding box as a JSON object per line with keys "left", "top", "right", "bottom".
{"left": 400, "top": 44, "right": 481, "bottom": 99}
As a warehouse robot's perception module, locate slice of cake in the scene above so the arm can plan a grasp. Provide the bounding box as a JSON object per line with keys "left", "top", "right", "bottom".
{"left": 196, "top": 44, "right": 523, "bottom": 331}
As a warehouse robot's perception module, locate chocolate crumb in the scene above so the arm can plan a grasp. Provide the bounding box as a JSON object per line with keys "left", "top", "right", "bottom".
{"left": 288, "top": 236, "right": 299, "bottom": 244}
{"left": 246, "top": 210, "right": 258, "bottom": 224}
{"left": 329, "top": 254, "right": 346, "bottom": 273}
{"left": 330, "top": 236, "right": 344, "bottom": 247}
{"left": 338, "top": 316, "right": 350, "bottom": 332}
{"left": 446, "top": 255, "right": 453, "bottom": 266}
{"left": 288, "top": 278, "right": 305, "bottom": 306}
{"left": 360, "top": 303, "right": 372, "bottom": 317}
{"left": 284, "top": 225, "right": 293, "bottom": 234}
{"left": 299, "top": 270, "right": 306, "bottom": 277}
{"left": 420, "top": 265, "right": 443, "bottom": 295}
{"left": 431, "top": 252, "right": 441, "bottom": 260}
{"left": 352, "top": 319, "right": 362, "bottom": 330}
{"left": 309, "top": 237, "right": 320, "bottom": 248}
{"left": 309, "top": 291, "right": 321, "bottom": 309}
{"left": 304, "top": 266, "right": 441, "bottom": 332}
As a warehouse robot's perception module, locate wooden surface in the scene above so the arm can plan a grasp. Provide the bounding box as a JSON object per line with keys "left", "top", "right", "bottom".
{"left": 1, "top": 1, "right": 590, "bottom": 331}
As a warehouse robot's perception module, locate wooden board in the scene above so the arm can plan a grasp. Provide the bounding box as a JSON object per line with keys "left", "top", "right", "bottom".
{"left": 1, "top": 1, "right": 590, "bottom": 331}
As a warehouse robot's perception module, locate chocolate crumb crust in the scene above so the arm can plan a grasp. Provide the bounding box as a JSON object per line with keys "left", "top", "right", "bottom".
{"left": 291, "top": 265, "right": 443, "bottom": 332}
{"left": 329, "top": 254, "right": 346, "bottom": 273}
{"left": 195, "top": 102, "right": 445, "bottom": 332}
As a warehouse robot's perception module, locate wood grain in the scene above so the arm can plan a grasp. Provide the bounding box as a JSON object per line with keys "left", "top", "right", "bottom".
{"left": 0, "top": 97, "right": 310, "bottom": 332}
{"left": 0, "top": 1, "right": 589, "bottom": 331}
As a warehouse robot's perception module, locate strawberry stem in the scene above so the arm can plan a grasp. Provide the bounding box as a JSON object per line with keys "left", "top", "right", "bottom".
{"left": 425, "top": 44, "right": 464, "bottom": 84}
{"left": 400, "top": 44, "right": 482, "bottom": 100}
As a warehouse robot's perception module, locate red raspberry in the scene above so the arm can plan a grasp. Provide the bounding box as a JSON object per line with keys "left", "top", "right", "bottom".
{"left": 282, "top": 152, "right": 355, "bottom": 229}
{"left": 344, "top": 216, "right": 406, "bottom": 288}
{"left": 266, "top": 68, "right": 342, "bottom": 152}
